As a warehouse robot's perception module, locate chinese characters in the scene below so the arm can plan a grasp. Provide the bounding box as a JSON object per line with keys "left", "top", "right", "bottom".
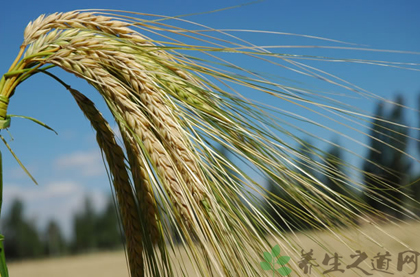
{"left": 298, "top": 249, "right": 420, "bottom": 275}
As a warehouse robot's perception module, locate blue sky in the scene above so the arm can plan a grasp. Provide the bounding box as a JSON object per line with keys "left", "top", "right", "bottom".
{"left": 1, "top": 0, "right": 420, "bottom": 237}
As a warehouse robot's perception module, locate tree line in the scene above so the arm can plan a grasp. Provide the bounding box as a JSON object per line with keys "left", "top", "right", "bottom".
{"left": 266, "top": 93, "right": 420, "bottom": 230}
{"left": 2, "top": 196, "right": 122, "bottom": 260}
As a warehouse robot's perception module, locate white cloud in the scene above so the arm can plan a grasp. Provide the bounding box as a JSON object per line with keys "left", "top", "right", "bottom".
{"left": 5, "top": 181, "right": 79, "bottom": 202}
{"left": 55, "top": 150, "right": 105, "bottom": 177}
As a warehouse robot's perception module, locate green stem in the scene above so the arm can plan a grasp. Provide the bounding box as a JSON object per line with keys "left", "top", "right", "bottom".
{"left": 3, "top": 68, "right": 34, "bottom": 78}
{"left": 19, "top": 65, "right": 56, "bottom": 84}
{"left": 0, "top": 150, "right": 9, "bottom": 277}
{"left": 0, "top": 48, "right": 57, "bottom": 94}
{"left": 5, "top": 64, "right": 43, "bottom": 97}
{"left": 0, "top": 151, "right": 2, "bottom": 220}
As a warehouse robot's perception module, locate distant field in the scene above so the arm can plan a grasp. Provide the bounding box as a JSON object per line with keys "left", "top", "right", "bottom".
{"left": 8, "top": 251, "right": 129, "bottom": 277}
{"left": 8, "top": 221, "right": 420, "bottom": 276}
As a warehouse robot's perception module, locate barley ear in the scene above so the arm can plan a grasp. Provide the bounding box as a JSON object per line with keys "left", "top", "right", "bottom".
{"left": 120, "top": 127, "right": 160, "bottom": 244}
{"left": 68, "top": 87, "right": 144, "bottom": 277}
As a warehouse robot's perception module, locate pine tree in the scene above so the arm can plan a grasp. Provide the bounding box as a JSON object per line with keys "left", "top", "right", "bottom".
{"left": 96, "top": 196, "right": 121, "bottom": 250}
{"left": 3, "top": 199, "right": 43, "bottom": 260}
{"left": 322, "top": 142, "right": 362, "bottom": 225}
{"left": 323, "top": 142, "right": 348, "bottom": 199}
{"left": 363, "top": 101, "right": 387, "bottom": 212}
{"left": 45, "top": 220, "right": 66, "bottom": 257}
{"left": 266, "top": 139, "right": 316, "bottom": 231}
{"left": 385, "top": 95, "right": 411, "bottom": 219}
{"left": 363, "top": 96, "right": 411, "bottom": 218}
{"left": 72, "top": 197, "right": 97, "bottom": 253}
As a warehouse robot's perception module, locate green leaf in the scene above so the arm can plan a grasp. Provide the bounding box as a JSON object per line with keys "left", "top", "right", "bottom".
{"left": 0, "top": 135, "right": 38, "bottom": 185}
{"left": 9, "top": 114, "right": 58, "bottom": 135}
{"left": 277, "top": 256, "right": 290, "bottom": 265}
{"left": 260, "top": 261, "right": 272, "bottom": 271}
{"left": 277, "top": 266, "right": 292, "bottom": 276}
{"left": 271, "top": 245, "right": 281, "bottom": 258}
{"left": 263, "top": 251, "right": 272, "bottom": 263}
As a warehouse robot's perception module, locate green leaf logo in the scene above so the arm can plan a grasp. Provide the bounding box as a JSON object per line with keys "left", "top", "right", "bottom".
{"left": 259, "top": 245, "right": 292, "bottom": 276}
{"left": 264, "top": 252, "right": 273, "bottom": 263}
{"left": 277, "top": 267, "right": 292, "bottom": 275}
{"left": 277, "top": 256, "right": 290, "bottom": 265}
{"left": 272, "top": 245, "right": 281, "bottom": 257}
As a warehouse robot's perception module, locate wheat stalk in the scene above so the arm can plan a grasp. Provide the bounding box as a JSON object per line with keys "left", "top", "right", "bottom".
{"left": 67, "top": 86, "right": 144, "bottom": 276}
{"left": 121, "top": 128, "right": 160, "bottom": 244}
